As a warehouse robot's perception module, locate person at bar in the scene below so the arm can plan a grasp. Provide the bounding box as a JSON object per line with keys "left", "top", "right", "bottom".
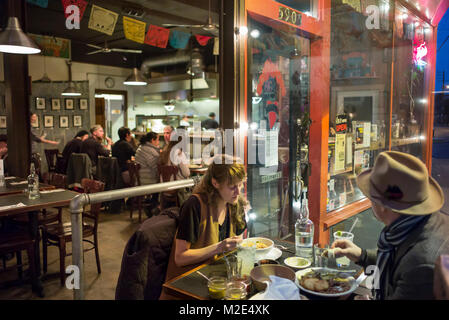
{"left": 331, "top": 151, "right": 449, "bottom": 300}
{"left": 180, "top": 114, "right": 190, "bottom": 127}
{"left": 60, "top": 130, "right": 89, "bottom": 173}
{"left": 112, "top": 127, "right": 135, "bottom": 185}
{"left": 201, "top": 112, "right": 219, "bottom": 130}
{"left": 80, "top": 124, "right": 112, "bottom": 167}
{"left": 162, "top": 125, "right": 174, "bottom": 150}
{"left": 161, "top": 155, "right": 248, "bottom": 299}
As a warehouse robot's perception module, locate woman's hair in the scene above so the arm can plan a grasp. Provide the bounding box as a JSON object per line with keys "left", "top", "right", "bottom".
{"left": 159, "top": 135, "right": 182, "bottom": 165}
{"left": 140, "top": 131, "right": 158, "bottom": 145}
{"left": 193, "top": 155, "right": 248, "bottom": 230}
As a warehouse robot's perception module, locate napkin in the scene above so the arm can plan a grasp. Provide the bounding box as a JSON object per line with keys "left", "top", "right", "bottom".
{"left": 256, "top": 275, "right": 301, "bottom": 300}
{"left": 4, "top": 176, "right": 16, "bottom": 180}
{"left": 40, "top": 188, "right": 66, "bottom": 194}
{"left": 0, "top": 202, "right": 26, "bottom": 211}
{"left": 9, "top": 181, "right": 27, "bottom": 185}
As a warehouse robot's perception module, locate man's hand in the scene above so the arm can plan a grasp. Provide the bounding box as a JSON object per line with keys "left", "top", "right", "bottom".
{"left": 218, "top": 236, "right": 242, "bottom": 254}
{"left": 105, "top": 136, "right": 112, "bottom": 145}
{"left": 331, "top": 239, "right": 362, "bottom": 263}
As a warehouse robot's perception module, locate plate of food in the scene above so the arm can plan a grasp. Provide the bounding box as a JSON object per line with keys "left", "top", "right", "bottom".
{"left": 284, "top": 256, "right": 312, "bottom": 269}
{"left": 295, "top": 267, "right": 358, "bottom": 297}
{"left": 240, "top": 237, "right": 274, "bottom": 255}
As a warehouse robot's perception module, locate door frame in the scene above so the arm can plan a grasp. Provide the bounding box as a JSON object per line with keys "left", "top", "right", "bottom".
{"left": 94, "top": 89, "right": 129, "bottom": 136}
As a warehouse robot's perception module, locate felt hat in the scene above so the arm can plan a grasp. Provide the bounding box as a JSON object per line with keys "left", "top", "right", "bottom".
{"left": 356, "top": 151, "right": 444, "bottom": 215}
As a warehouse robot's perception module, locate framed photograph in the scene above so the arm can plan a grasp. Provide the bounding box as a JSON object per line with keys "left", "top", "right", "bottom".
{"left": 31, "top": 115, "right": 39, "bottom": 128}
{"left": 79, "top": 98, "right": 88, "bottom": 110}
{"left": 73, "top": 115, "right": 82, "bottom": 127}
{"left": 59, "top": 115, "right": 69, "bottom": 128}
{"left": 0, "top": 116, "right": 6, "bottom": 129}
{"left": 51, "top": 98, "right": 61, "bottom": 110}
{"left": 36, "top": 97, "right": 46, "bottom": 110}
{"left": 65, "top": 99, "right": 74, "bottom": 110}
{"left": 44, "top": 115, "right": 54, "bottom": 128}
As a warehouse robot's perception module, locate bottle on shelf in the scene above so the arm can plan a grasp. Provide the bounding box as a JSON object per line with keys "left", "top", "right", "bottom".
{"left": 295, "top": 189, "right": 314, "bottom": 259}
{"left": 27, "top": 162, "right": 40, "bottom": 200}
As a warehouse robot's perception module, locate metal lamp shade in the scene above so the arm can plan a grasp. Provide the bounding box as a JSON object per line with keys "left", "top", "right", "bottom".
{"left": 124, "top": 68, "right": 147, "bottom": 86}
{"left": 0, "top": 17, "right": 41, "bottom": 54}
{"left": 61, "top": 82, "right": 81, "bottom": 96}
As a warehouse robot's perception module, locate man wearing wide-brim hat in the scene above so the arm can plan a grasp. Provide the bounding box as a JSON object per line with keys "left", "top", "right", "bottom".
{"left": 332, "top": 151, "right": 449, "bottom": 300}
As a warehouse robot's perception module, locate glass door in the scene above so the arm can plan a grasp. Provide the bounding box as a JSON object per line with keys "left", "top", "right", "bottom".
{"left": 246, "top": 14, "right": 310, "bottom": 239}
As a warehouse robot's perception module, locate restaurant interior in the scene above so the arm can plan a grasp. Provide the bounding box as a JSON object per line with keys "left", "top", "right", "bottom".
{"left": 0, "top": 0, "right": 448, "bottom": 301}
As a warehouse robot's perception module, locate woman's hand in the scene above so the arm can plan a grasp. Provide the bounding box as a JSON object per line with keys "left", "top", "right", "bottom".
{"left": 218, "top": 236, "right": 242, "bottom": 254}
{"left": 331, "top": 239, "right": 362, "bottom": 262}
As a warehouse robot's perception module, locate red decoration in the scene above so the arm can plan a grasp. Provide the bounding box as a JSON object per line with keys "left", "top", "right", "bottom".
{"left": 145, "top": 25, "right": 170, "bottom": 48}
{"left": 195, "top": 35, "right": 212, "bottom": 46}
{"left": 61, "top": 0, "right": 88, "bottom": 20}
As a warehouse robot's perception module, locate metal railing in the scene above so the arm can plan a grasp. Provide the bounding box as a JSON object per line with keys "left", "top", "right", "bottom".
{"left": 69, "top": 179, "right": 195, "bottom": 300}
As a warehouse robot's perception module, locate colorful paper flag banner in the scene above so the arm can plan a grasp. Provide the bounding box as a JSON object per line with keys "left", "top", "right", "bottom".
{"left": 123, "top": 16, "right": 146, "bottom": 44}
{"left": 88, "top": 4, "right": 119, "bottom": 36}
{"left": 195, "top": 34, "right": 212, "bottom": 46}
{"left": 145, "top": 25, "right": 170, "bottom": 48}
{"left": 61, "top": 0, "right": 88, "bottom": 20}
{"left": 27, "top": 0, "right": 48, "bottom": 8}
{"left": 169, "top": 30, "right": 191, "bottom": 49}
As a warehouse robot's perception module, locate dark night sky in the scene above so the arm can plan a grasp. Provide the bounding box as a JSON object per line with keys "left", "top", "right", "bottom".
{"left": 436, "top": 8, "right": 449, "bottom": 92}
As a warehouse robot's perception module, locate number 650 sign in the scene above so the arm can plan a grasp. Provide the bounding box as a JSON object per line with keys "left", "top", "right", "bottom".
{"left": 278, "top": 6, "right": 302, "bottom": 26}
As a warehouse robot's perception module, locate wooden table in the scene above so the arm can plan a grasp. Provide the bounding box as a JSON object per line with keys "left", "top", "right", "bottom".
{"left": 0, "top": 189, "right": 79, "bottom": 297}
{"left": 0, "top": 176, "right": 55, "bottom": 197}
{"left": 189, "top": 166, "right": 208, "bottom": 176}
{"left": 162, "top": 239, "right": 364, "bottom": 300}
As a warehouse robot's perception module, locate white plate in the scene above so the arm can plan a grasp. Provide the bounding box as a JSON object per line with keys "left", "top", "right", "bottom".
{"left": 249, "top": 292, "right": 264, "bottom": 300}
{"left": 255, "top": 247, "right": 282, "bottom": 261}
{"left": 284, "top": 256, "right": 312, "bottom": 269}
{"left": 295, "top": 267, "right": 358, "bottom": 298}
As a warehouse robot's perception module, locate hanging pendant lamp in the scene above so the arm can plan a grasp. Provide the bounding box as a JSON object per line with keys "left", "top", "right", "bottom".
{"left": 62, "top": 60, "right": 81, "bottom": 96}
{"left": 0, "top": 17, "right": 41, "bottom": 54}
{"left": 124, "top": 67, "right": 147, "bottom": 86}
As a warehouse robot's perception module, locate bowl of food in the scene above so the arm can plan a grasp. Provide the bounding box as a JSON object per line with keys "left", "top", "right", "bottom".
{"left": 250, "top": 265, "right": 296, "bottom": 291}
{"left": 240, "top": 237, "right": 274, "bottom": 255}
{"left": 283, "top": 256, "right": 311, "bottom": 269}
{"left": 257, "top": 259, "right": 280, "bottom": 266}
{"left": 295, "top": 267, "right": 358, "bottom": 297}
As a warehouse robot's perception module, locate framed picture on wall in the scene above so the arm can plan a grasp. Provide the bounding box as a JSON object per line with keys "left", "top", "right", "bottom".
{"left": 36, "top": 97, "right": 46, "bottom": 110}
{"left": 44, "top": 115, "right": 54, "bottom": 128}
{"left": 51, "top": 98, "right": 61, "bottom": 110}
{"left": 65, "top": 99, "right": 74, "bottom": 110}
{"left": 0, "top": 116, "right": 6, "bottom": 129}
{"left": 73, "top": 115, "right": 82, "bottom": 127}
{"left": 59, "top": 115, "right": 69, "bottom": 128}
{"left": 31, "top": 115, "right": 39, "bottom": 128}
{"left": 79, "top": 99, "right": 88, "bottom": 110}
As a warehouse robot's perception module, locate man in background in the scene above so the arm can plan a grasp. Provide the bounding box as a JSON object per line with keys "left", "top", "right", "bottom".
{"left": 80, "top": 125, "right": 111, "bottom": 167}
{"left": 60, "top": 130, "right": 89, "bottom": 173}
{"left": 112, "top": 127, "right": 135, "bottom": 184}
{"left": 201, "top": 112, "right": 219, "bottom": 130}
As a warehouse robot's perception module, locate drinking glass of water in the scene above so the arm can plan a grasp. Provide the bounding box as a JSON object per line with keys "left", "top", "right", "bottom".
{"left": 333, "top": 231, "right": 354, "bottom": 267}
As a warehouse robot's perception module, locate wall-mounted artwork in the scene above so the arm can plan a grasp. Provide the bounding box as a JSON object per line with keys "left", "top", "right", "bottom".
{"left": 79, "top": 98, "right": 88, "bottom": 110}
{"left": 0, "top": 116, "right": 6, "bottom": 129}
{"left": 31, "top": 115, "right": 39, "bottom": 128}
{"left": 59, "top": 115, "right": 69, "bottom": 128}
{"left": 51, "top": 98, "right": 61, "bottom": 110}
{"left": 44, "top": 115, "right": 54, "bottom": 128}
{"left": 73, "top": 115, "right": 82, "bottom": 127}
{"left": 65, "top": 99, "right": 74, "bottom": 110}
{"left": 36, "top": 97, "right": 46, "bottom": 110}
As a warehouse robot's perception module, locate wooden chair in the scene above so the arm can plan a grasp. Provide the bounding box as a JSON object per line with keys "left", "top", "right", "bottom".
{"left": 42, "top": 178, "right": 105, "bottom": 286}
{"left": 158, "top": 165, "right": 180, "bottom": 210}
{"left": 126, "top": 160, "right": 144, "bottom": 223}
{"left": 44, "top": 149, "right": 60, "bottom": 174}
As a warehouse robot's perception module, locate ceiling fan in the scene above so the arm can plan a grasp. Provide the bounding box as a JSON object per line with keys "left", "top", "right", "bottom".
{"left": 86, "top": 41, "right": 142, "bottom": 55}
{"left": 162, "top": 0, "right": 218, "bottom": 36}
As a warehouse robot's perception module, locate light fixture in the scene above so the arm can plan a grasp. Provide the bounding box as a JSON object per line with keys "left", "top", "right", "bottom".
{"left": 235, "top": 26, "right": 248, "bottom": 36}
{"left": 250, "top": 29, "right": 260, "bottom": 38}
{"left": 62, "top": 60, "right": 81, "bottom": 96}
{"left": 0, "top": 17, "right": 41, "bottom": 54}
{"left": 123, "top": 67, "right": 147, "bottom": 86}
{"left": 164, "top": 100, "right": 175, "bottom": 112}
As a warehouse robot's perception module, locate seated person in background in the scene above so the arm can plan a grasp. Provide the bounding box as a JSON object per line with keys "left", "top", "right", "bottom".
{"left": 162, "top": 125, "right": 174, "bottom": 150}
{"left": 201, "top": 112, "right": 219, "bottom": 130}
{"left": 80, "top": 124, "right": 111, "bottom": 167}
{"left": 135, "top": 132, "right": 160, "bottom": 185}
{"left": 61, "top": 130, "right": 89, "bottom": 173}
{"left": 0, "top": 134, "right": 8, "bottom": 176}
{"left": 112, "top": 127, "right": 136, "bottom": 185}
{"left": 161, "top": 156, "right": 248, "bottom": 298}
{"left": 331, "top": 151, "right": 449, "bottom": 300}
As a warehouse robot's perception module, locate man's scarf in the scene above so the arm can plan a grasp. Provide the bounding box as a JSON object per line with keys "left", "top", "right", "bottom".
{"left": 375, "top": 214, "right": 428, "bottom": 300}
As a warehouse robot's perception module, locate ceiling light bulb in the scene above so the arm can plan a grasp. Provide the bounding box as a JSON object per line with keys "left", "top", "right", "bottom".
{"left": 250, "top": 29, "right": 260, "bottom": 38}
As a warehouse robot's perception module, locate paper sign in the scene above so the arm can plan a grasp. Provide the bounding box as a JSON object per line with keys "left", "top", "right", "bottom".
{"left": 334, "top": 133, "right": 346, "bottom": 172}
{"left": 195, "top": 34, "right": 212, "bottom": 46}
{"left": 88, "top": 5, "right": 119, "bottom": 36}
{"left": 62, "top": 0, "right": 88, "bottom": 20}
{"left": 342, "top": 0, "right": 361, "bottom": 12}
{"left": 213, "top": 37, "right": 219, "bottom": 55}
{"left": 0, "top": 159, "right": 3, "bottom": 176}
{"left": 363, "top": 122, "right": 371, "bottom": 148}
{"left": 264, "top": 130, "right": 279, "bottom": 167}
{"left": 169, "top": 30, "right": 191, "bottom": 49}
{"left": 123, "top": 16, "right": 146, "bottom": 44}
{"left": 145, "top": 25, "right": 170, "bottom": 48}
{"left": 27, "top": 0, "right": 48, "bottom": 8}
{"left": 29, "top": 34, "right": 71, "bottom": 59}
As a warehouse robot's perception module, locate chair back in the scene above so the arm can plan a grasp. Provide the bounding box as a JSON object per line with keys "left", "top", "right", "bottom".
{"left": 45, "top": 149, "right": 59, "bottom": 173}
{"left": 81, "top": 178, "right": 105, "bottom": 230}
{"left": 50, "top": 173, "right": 67, "bottom": 189}
{"left": 158, "top": 165, "right": 178, "bottom": 184}
{"left": 67, "top": 153, "right": 93, "bottom": 189}
{"left": 126, "top": 160, "right": 141, "bottom": 187}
